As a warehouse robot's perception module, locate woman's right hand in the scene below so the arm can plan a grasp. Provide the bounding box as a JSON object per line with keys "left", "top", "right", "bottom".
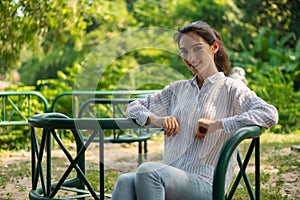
{"left": 148, "top": 115, "right": 180, "bottom": 137}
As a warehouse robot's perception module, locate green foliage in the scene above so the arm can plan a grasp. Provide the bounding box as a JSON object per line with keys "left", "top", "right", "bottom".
{"left": 248, "top": 67, "right": 300, "bottom": 133}
{"left": 19, "top": 42, "right": 80, "bottom": 86}
{"left": 0, "top": 127, "right": 30, "bottom": 150}
{"left": 230, "top": 28, "right": 300, "bottom": 133}
{"left": 1, "top": 0, "right": 300, "bottom": 151}
{"left": 38, "top": 65, "right": 80, "bottom": 115}
{"left": 231, "top": 0, "right": 300, "bottom": 49}
{"left": 0, "top": 0, "right": 87, "bottom": 72}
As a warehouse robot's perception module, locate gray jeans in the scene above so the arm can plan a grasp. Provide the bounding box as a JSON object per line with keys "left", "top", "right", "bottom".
{"left": 111, "top": 162, "right": 212, "bottom": 200}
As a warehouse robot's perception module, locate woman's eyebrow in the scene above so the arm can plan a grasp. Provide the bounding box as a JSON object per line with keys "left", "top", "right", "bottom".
{"left": 180, "top": 43, "right": 203, "bottom": 49}
{"left": 191, "top": 43, "right": 203, "bottom": 47}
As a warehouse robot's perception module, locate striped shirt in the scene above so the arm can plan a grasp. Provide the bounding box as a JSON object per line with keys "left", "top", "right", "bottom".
{"left": 126, "top": 72, "right": 278, "bottom": 191}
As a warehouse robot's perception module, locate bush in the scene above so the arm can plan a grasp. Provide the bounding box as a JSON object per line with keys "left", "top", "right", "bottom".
{"left": 230, "top": 28, "right": 300, "bottom": 133}
{"left": 247, "top": 66, "right": 300, "bottom": 133}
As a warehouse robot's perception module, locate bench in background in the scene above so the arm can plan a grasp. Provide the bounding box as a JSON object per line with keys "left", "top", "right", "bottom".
{"left": 78, "top": 98, "right": 152, "bottom": 165}
{"left": 50, "top": 90, "right": 158, "bottom": 115}
{"left": 0, "top": 91, "right": 48, "bottom": 126}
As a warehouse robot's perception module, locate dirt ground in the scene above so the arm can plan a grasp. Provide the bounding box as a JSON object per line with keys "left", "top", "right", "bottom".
{"left": 0, "top": 137, "right": 164, "bottom": 200}
{"left": 0, "top": 137, "right": 299, "bottom": 200}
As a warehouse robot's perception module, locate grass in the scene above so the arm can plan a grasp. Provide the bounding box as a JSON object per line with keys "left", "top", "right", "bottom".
{"left": 0, "top": 132, "right": 299, "bottom": 199}
{"left": 233, "top": 132, "right": 300, "bottom": 199}
{"left": 0, "top": 159, "right": 31, "bottom": 199}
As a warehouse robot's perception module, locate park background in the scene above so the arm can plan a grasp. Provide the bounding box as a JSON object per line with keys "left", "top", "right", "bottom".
{"left": 0, "top": 0, "right": 300, "bottom": 199}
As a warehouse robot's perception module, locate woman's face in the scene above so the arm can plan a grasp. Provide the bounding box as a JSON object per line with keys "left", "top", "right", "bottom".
{"left": 179, "top": 32, "right": 218, "bottom": 79}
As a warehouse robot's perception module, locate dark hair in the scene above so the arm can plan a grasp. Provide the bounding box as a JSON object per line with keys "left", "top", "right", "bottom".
{"left": 174, "top": 21, "right": 231, "bottom": 76}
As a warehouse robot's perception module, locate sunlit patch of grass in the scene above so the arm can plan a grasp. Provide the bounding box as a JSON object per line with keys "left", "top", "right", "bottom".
{"left": 0, "top": 161, "right": 31, "bottom": 188}
{"left": 5, "top": 192, "right": 13, "bottom": 199}
{"left": 230, "top": 172, "right": 289, "bottom": 200}
{"left": 85, "top": 168, "right": 121, "bottom": 194}
{"left": 233, "top": 132, "right": 300, "bottom": 199}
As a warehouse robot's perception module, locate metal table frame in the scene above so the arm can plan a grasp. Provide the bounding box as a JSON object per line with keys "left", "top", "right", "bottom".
{"left": 28, "top": 112, "right": 262, "bottom": 200}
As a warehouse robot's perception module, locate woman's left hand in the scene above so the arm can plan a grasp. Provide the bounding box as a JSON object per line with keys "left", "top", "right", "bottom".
{"left": 195, "top": 118, "right": 223, "bottom": 140}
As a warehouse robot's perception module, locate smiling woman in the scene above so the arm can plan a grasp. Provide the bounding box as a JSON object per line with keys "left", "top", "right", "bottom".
{"left": 174, "top": 21, "right": 231, "bottom": 78}
{"left": 110, "top": 21, "right": 278, "bottom": 200}
{"left": 178, "top": 32, "right": 219, "bottom": 86}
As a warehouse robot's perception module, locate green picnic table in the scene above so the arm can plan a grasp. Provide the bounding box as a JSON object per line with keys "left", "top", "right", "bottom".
{"left": 28, "top": 112, "right": 262, "bottom": 200}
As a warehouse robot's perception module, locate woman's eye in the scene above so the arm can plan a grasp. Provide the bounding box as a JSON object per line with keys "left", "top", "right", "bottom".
{"left": 180, "top": 50, "right": 188, "bottom": 57}
{"left": 194, "top": 47, "right": 202, "bottom": 52}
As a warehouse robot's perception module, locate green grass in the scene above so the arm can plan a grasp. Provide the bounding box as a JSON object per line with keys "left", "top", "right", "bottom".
{"left": 0, "top": 160, "right": 31, "bottom": 199}
{"left": 233, "top": 132, "right": 300, "bottom": 199}
{"left": 0, "top": 132, "right": 299, "bottom": 199}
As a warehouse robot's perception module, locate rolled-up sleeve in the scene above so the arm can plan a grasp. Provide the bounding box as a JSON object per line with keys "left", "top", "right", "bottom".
{"left": 126, "top": 86, "right": 173, "bottom": 126}
{"left": 222, "top": 84, "right": 278, "bottom": 134}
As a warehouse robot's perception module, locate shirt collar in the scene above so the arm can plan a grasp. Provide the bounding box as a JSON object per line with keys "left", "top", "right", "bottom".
{"left": 190, "top": 72, "right": 225, "bottom": 87}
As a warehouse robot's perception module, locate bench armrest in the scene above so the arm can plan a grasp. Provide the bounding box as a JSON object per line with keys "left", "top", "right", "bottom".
{"left": 213, "top": 126, "right": 262, "bottom": 200}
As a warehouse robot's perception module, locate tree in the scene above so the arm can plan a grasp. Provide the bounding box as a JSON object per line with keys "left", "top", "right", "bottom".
{"left": 3, "top": 0, "right": 136, "bottom": 86}
{"left": 231, "top": 0, "right": 300, "bottom": 48}
{"left": 0, "top": 0, "right": 87, "bottom": 73}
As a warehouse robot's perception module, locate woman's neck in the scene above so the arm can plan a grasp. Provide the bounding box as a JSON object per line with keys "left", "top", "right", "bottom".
{"left": 196, "top": 75, "right": 204, "bottom": 88}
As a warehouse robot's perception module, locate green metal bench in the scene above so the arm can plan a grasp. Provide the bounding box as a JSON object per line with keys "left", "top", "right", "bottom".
{"left": 28, "top": 112, "right": 261, "bottom": 200}
{"left": 78, "top": 98, "right": 151, "bottom": 165}
{"left": 50, "top": 90, "right": 158, "bottom": 115}
{"left": 0, "top": 91, "right": 48, "bottom": 126}
{"left": 213, "top": 125, "right": 262, "bottom": 200}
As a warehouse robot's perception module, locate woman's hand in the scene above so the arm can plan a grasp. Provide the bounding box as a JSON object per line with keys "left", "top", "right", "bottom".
{"left": 195, "top": 118, "right": 223, "bottom": 140}
{"left": 148, "top": 115, "right": 180, "bottom": 137}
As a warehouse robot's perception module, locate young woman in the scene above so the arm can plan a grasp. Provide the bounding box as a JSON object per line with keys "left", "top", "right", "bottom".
{"left": 111, "top": 21, "right": 278, "bottom": 200}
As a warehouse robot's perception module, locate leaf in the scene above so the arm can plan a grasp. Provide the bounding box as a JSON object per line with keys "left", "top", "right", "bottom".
{"left": 278, "top": 32, "right": 294, "bottom": 47}
{"left": 295, "top": 38, "right": 300, "bottom": 58}
{"left": 286, "top": 63, "right": 299, "bottom": 72}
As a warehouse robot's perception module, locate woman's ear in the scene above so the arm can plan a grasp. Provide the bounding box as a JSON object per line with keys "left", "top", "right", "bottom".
{"left": 212, "top": 41, "right": 219, "bottom": 54}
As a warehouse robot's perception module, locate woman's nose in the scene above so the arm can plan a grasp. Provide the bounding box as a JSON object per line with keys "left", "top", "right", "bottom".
{"left": 187, "top": 52, "right": 197, "bottom": 63}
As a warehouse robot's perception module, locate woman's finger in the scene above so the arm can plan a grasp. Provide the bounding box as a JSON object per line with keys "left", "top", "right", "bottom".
{"left": 164, "top": 116, "right": 179, "bottom": 137}
{"left": 164, "top": 117, "right": 172, "bottom": 136}
{"left": 172, "top": 120, "right": 180, "bottom": 136}
{"left": 171, "top": 116, "right": 180, "bottom": 136}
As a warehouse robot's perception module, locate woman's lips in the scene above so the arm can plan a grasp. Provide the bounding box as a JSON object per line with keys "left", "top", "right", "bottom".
{"left": 189, "top": 62, "right": 201, "bottom": 69}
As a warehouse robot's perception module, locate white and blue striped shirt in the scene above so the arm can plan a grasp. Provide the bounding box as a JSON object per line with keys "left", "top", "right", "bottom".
{"left": 126, "top": 72, "right": 278, "bottom": 191}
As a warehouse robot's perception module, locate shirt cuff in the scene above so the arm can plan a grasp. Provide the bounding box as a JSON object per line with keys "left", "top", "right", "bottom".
{"left": 222, "top": 116, "right": 238, "bottom": 134}
{"left": 136, "top": 112, "right": 153, "bottom": 126}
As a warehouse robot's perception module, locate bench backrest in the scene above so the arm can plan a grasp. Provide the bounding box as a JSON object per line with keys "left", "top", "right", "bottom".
{"left": 0, "top": 91, "right": 48, "bottom": 126}
{"left": 50, "top": 90, "right": 157, "bottom": 115}
{"left": 78, "top": 98, "right": 135, "bottom": 118}
{"left": 78, "top": 98, "right": 153, "bottom": 141}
